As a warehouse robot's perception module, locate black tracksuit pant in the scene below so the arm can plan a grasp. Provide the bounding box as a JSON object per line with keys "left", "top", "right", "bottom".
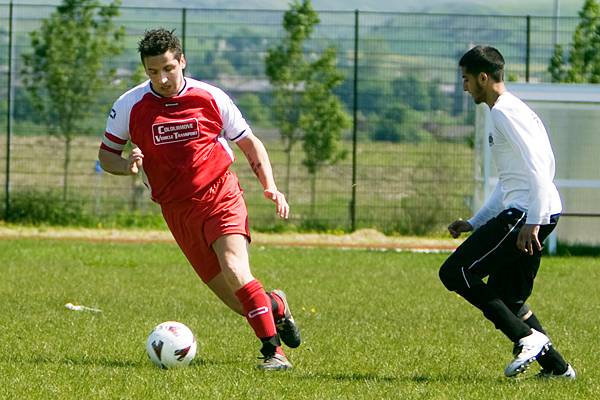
{"left": 439, "top": 208, "right": 559, "bottom": 342}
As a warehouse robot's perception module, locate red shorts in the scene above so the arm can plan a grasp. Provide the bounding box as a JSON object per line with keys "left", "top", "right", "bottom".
{"left": 161, "top": 170, "right": 251, "bottom": 283}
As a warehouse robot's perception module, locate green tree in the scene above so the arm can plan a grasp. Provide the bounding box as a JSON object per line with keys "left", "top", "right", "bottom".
{"left": 265, "top": 0, "right": 349, "bottom": 210}
{"left": 390, "top": 75, "right": 450, "bottom": 113}
{"left": 236, "top": 93, "right": 270, "bottom": 126}
{"left": 226, "top": 28, "right": 266, "bottom": 76}
{"left": 392, "top": 76, "right": 431, "bottom": 111}
{"left": 549, "top": 0, "right": 600, "bottom": 83}
{"left": 299, "top": 47, "right": 350, "bottom": 214}
{"left": 186, "top": 37, "right": 235, "bottom": 81}
{"left": 265, "top": 0, "right": 319, "bottom": 196}
{"left": 21, "top": 0, "right": 124, "bottom": 199}
{"left": 370, "top": 103, "right": 432, "bottom": 143}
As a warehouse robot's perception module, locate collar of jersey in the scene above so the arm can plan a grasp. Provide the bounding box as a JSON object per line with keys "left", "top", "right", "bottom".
{"left": 149, "top": 78, "right": 188, "bottom": 98}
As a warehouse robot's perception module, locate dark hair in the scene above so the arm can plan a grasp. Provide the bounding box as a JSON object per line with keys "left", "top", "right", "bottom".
{"left": 138, "top": 28, "right": 183, "bottom": 64}
{"left": 459, "top": 45, "right": 504, "bottom": 82}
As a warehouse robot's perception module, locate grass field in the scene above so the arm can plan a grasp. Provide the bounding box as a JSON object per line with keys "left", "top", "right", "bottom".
{"left": 0, "top": 238, "right": 598, "bottom": 399}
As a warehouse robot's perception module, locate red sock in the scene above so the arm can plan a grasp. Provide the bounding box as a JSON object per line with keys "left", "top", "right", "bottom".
{"left": 270, "top": 291, "right": 286, "bottom": 320}
{"left": 235, "top": 280, "right": 277, "bottom": 339}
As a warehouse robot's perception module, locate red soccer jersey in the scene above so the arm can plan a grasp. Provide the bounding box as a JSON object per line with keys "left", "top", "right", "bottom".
{"left": 101, "top": 78, "right": 251, "bottom": 204}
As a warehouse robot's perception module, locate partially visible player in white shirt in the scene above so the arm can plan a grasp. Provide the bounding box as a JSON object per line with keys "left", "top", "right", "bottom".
{"left": 439, "top": 45, "right": 575, "bottom": 380}
{"left": 468, "top": 91, "right": 562, "bottom": 239}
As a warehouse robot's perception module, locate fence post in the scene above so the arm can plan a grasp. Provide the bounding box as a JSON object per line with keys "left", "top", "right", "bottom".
{"left": 350, "top": 9, "right": 359, "bottom": 232}
{"left": 525, "top": 15, "right": 531, "bottom": 82}
{"left": 4, "top": 1, "right": 14, "bottom": 221}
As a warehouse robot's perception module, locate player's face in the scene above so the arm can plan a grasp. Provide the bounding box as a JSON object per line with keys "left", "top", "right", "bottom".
{"left": 143, "top": 50, "right": 186, "bottom": 97}
{"left": 461, "top": 67, "right": 486, "bottom": 104}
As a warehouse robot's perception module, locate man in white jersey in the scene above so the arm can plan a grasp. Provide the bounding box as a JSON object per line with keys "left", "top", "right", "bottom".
{"left": 438, "top": 46, "right": 575, "bottom": 379}
{"left": 98, "top": 29, "right": 300, "bottom": 370}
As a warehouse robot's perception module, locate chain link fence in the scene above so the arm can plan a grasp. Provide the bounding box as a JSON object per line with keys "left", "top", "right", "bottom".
{"left": 0, "top": 4, "right": 584, "bottom": 233}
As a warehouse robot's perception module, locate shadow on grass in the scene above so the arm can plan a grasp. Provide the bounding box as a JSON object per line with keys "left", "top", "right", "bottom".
{"left": 406, "top": 373, "right": 506, "bottom": 384}
{"left": 295, "top": 371, "right": 500, "bottom": 384}
{"left": 0, "top": 355, "right": 143, "bottom": 368}
{"left": 192, "top": 358, "right": 239, "bottom": 367}
{"left": 1, "top": 354, "right": 239, "bottom": 369}
{"left": 0, "top": 356, "right": 141, "bottom": 368}
{"left": 64, "top": 356, "right": 141, "bottom": 368}
{"left": 304, "top": 372, "right": 397, "bottom": 383}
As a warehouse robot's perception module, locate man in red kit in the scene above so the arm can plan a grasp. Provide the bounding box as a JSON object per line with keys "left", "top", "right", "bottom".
{"left": 98, "top": 28, "right": 301, "bottom": 370}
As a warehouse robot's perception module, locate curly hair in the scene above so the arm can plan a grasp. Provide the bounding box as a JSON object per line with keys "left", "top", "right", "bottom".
{"left": 138, "top": 28, "right": 183, "bottom": 64}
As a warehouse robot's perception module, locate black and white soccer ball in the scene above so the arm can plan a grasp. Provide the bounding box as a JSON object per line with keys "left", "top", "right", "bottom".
{"left": 146, "top": 321, "right": 197, "bottom": 369}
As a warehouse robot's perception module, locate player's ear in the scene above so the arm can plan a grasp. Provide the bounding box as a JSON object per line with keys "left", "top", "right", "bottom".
{"left": 180, "top": 53, "right": 187, "bottom": 70}
{"left": 478, "top": 72, "right": 488, "bottom": 85}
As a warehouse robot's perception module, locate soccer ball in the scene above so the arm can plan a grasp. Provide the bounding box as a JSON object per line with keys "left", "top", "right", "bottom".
{"left": 146, "top": 321, "right": 197, "bottom": 369}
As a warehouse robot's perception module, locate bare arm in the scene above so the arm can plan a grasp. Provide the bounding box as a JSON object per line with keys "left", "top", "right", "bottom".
{"left": 236, "top": 133, "right": 288, "bottom": 219}
{"left": 98, "top": 147, "right": 143, "bottom": 176}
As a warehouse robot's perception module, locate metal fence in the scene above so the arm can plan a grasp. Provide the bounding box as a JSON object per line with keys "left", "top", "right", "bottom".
{"left": 0, "top": 4, "right": 587, "bottom": 233}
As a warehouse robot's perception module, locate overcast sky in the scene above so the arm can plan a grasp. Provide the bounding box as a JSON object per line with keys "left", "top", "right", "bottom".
{"left": 7, "top": 0, "right": 587, "bottom": 16}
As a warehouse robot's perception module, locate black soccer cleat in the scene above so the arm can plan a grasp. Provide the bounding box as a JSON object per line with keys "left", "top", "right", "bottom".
{"left": 536, "top": 364, "right": 576, "bottom": 380}
{"left": 271, "top": 289, "right": 302, "bottom": 348}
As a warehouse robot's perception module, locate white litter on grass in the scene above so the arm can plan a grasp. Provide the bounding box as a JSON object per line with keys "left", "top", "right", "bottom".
{"left": 65, "top": 303, "right": 102, "bottom": 313}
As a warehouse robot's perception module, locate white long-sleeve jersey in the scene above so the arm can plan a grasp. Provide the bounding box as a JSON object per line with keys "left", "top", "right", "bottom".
{"left": 468, "top": 91, "right": 562, "bottom": 229}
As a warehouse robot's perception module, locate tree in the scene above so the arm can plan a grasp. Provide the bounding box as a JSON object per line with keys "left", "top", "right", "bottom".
{"left": 265, "top": 0, "right": 319, "bottom": 196}
{"left": 370, "top": 102, "right": 431, "bottom": 143}
{"left": 187, "top": 37, "right": 236, "bottom": 81}
{"left": 22, "top": 0, "right": 124, "bottom": 199}
{"left": 236, "top": 93, "right": 270, "bottom": 126}
{"left": 299, "top": 47, "right": 350, "bottom": 214}
{"left": 265, "top": 0, "right": 349, "bottom": 210}
{"left": 226, "top": 28, "right": 266, "bottom": 76}
{"left": 392, "top": 76, "right": 431, "bottom": 111}
{"left": 549, "top": 0, "right": 600, "bottom": 83}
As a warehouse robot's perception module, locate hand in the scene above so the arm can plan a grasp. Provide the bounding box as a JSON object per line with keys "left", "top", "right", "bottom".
{"left": 263, "top": 188, "right": 289, "bottom": 219}
{"left": 517, "top": 224, "right": 541, "bottom": 255}
{"left": 448, "top": 219, "right": 473, "bottom": 238}
{"left": 128, "top": 147, "right": 144, "bottom": 175}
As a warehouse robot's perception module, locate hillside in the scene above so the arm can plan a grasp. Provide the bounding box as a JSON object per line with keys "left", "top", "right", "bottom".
{"left": 8, "top": 0, "right": 588, "bottom": 16}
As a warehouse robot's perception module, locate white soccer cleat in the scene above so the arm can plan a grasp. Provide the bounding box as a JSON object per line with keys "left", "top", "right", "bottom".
{"left": 537, "top": 364, "right": 576, "bottom": 380}
{"left": 505, "top": 329, "right": 551, "bottom": 377}
{"left": 256, "top": 352, "right": 293, "bottom": 371}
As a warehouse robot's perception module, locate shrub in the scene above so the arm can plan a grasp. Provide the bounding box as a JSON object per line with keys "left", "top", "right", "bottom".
{"left": 6, "top": 189, "right": 91, "bottom": 226}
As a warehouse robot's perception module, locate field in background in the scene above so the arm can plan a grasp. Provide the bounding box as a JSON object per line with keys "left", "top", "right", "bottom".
{"left": 0, "top": 238, "right": 597, "bottom": 399}
{"left": 0, "top": 135, "right": 474, "bottom": 234}
{"left": 4, "top": 6, "right": 590, "bottom": 235}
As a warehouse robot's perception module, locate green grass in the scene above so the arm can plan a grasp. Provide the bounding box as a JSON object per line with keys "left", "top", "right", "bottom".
{"left": 0, "top": 238, "right": 597, "bottom": 399}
